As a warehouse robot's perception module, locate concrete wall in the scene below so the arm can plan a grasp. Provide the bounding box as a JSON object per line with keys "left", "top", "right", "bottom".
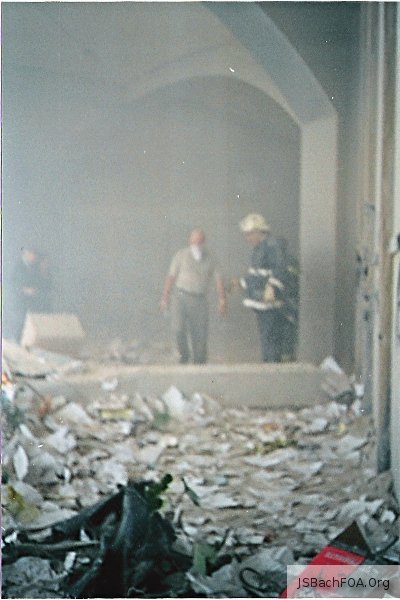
{"left": 3, "top": 2, "right": 301, "bottom": 363}
{"left": 391, "top": 5, "right": 400, "bottom": 506}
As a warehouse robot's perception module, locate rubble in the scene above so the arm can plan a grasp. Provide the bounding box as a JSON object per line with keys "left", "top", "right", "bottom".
{"left": 81, "top": 336, "right": 175, "bottom": 365}
{"left": 2, "top": 556, "right": 64, "bottom": 598}
{"left": 3, "top": 341, "right": 54, "bottom": 378}
{"left": 320, "top": 355, "right": 355, "bottom": 405}
{"left": 3, "top": 340, "right": 82, "bottom": 378}
{"left": 1, "top": 348, "right": 399, "bottom": 598}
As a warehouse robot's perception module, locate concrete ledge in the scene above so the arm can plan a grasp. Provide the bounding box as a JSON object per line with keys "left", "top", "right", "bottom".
{"left": 41, "top": 362, "right": 325, "bottom": 409}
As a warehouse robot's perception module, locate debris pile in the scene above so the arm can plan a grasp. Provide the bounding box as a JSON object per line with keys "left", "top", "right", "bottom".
{"left": 3, "top": 339, "right": 83, "bottom": 379}
{"left": 320, "top": 355, "right": 361, "bottom": 407}
{"left": 82, "top": 337, "right": 175, "bottom": 366}
{"left": 2, "top": 351, "right": 399, "bottom": 598}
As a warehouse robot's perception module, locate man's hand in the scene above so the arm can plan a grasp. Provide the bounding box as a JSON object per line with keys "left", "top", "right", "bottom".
{"left": 264, "top": 283, "right": 276, "bottom": 303}
{"left": 160, "top": 297, "right": 169, "bottom": 313}
{"left": 218, "top": 297, "right": 227, "bottom": 315}
{"left": 22, "top": 287, "right": 37, "bottom": 296}
{"left": 160, "top": 275, "right": 175, "bottom": 313}
{"left": 216, "top": 275, "right": 226, "bottom": 315}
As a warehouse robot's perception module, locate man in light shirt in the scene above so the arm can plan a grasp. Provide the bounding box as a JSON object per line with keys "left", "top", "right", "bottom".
{"left": 160, "top": 229, "right": 226, "bottom": 364}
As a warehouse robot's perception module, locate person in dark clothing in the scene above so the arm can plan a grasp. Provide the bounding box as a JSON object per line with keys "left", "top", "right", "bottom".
{"left": 239, "top": 213, "right": 286, "bottom": 362}
{"left": 10, "top": 247, "right": 47, "bottom": 342}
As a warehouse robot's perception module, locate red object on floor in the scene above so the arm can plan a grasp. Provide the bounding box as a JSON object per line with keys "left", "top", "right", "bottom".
{"left": 281, "top": 522, "right": 368, "bottom": 598}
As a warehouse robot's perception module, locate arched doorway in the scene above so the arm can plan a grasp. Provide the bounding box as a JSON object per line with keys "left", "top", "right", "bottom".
{"left": 58, "top": 75, "right": 300, "bottom": 361}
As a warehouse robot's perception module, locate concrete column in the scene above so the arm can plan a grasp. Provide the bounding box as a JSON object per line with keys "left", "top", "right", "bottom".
{"left": 357, "top": 3, "right": 398, "bottom": 478}
{"left": 298, "top": 116, "right": 337, "bottom": 362}
{"left": 391, "top": 254, "right": 400, "bottom": 499}
{"left": 391, "top": 6, "right": 400, "bottom": 501}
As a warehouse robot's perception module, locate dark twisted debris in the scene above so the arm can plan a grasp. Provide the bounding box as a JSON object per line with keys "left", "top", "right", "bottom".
{"left": 3, "top": 476, "right": 194, "bottom": 599}
{"left": 1, "top": 471, "right": 295, "bottom": 598}
{"left": 3, "top": 478, "right": 400, "bottom": 598}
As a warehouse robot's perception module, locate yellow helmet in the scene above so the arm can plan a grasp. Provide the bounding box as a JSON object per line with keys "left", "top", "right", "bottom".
{"left": 239, "top": 213, "right": 270, "bottom": 233}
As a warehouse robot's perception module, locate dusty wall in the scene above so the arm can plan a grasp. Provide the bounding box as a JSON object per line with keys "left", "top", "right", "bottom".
{"left": 3, "top": 60, "right": 299, "bottom": 360}
{"left": 3, "top": 2, "right": 359, "bottom": 365}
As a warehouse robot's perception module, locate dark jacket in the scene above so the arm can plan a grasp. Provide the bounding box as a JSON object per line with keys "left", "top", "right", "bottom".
{"left": 12, "top": 260, "right": 45, "bottom": 312}
{"left": 243, "top": 235, "right": 286, "bottom": 310}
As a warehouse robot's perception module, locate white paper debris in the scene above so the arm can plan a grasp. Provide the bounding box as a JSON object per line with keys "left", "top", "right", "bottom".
{"left": 335, "top": 434, "right": 368, "bottom": 455}
{"left": 13, "top": 445, "right": 29, "bottom": 480}
{"left": 8, "top": 481, "right": 44, "bottom": 506}
{"left": 19, "top": 424, "right": 36, "bottom": 440}
{"left": 305, "top": 418, "right": 328, "bottom": 434}
{"left": 289, "top": 461, "right": 324, "bottom": 477}
{"left": 45, "top": 426, "right": 77, "bottom": 454}
{"left": 320, "top": 356, "right": 344, "bottom": 374}
{"left": 380, "top": 509, "right": 396, "bottom": 524}
{"left": 202, "top": 492, "right": 241, "bottom": 509}
{"left": 22, "top": 508, "right": 77, "bottom": 531}
{"left": 101, "top": 378, "right": 118, "bottom": 391}
{"left": 53, "top": 402, "right": 94, "bottom": 427}
{"left": 162, "top": 386, "right": 188, "bottom": 420}
{"left": 94, "top": 460, "right": 128, "bottom": 488}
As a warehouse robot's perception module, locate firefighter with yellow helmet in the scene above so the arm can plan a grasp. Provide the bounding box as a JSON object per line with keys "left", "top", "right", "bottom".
{"left": 239, "top": 213, "right": 287, "bottom": 362}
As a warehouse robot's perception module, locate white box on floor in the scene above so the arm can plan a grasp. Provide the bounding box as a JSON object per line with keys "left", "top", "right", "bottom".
{"left": 21, "top": 312, "right": 85, "bottom": 356}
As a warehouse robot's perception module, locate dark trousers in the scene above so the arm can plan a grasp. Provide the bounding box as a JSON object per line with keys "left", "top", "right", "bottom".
{"left": 172, "top": 290, "right": 209, "bottom": 364}
{"left": 281, "top": 319, "right": 298, "bottom": 360}
{"left": 13, "top": 299, "right": 35, "bottom": 343}
{"left": 255, "top": 309, "right": 283, "bottom": 362}
{"left": 3, "top": 306, "right": 26, "bottom": 342}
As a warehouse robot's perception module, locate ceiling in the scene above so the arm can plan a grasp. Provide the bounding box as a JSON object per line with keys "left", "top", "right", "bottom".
{"left": 2, "top": 3, "right": 236, "bottom": 92}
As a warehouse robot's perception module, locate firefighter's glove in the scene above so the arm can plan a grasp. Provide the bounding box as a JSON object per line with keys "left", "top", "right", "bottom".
{"left": 263, "top": 283, "right": 276, "bottom": 303}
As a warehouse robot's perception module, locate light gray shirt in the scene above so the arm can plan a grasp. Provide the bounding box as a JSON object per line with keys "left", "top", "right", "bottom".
{"left": 169, "top": 247, "right": 220, "bottom": 295}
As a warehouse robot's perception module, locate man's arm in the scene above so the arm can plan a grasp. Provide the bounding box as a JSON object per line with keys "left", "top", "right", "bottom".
{"left": 215, "top": 273, "right": 227, "bottom": 315}
{"left": 160, "top": 274, "right": 176, "bottom": 312}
